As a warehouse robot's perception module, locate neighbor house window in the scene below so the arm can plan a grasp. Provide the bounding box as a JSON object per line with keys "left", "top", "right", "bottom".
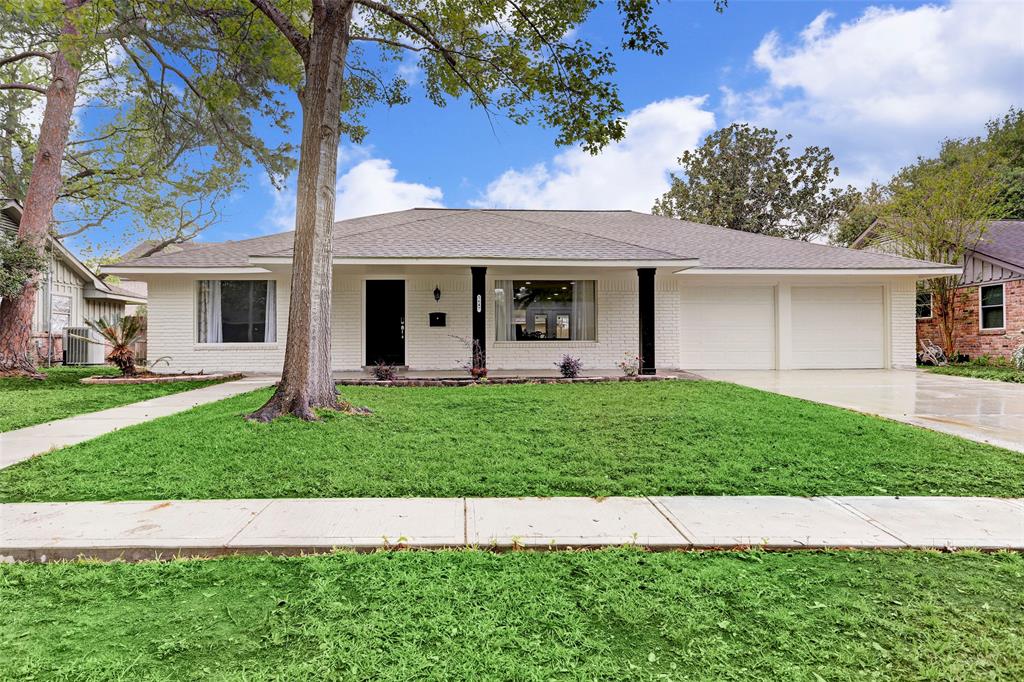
{"left": 915, "top": 291, "right": 932, "bottom": 320}
{"left": 196, "top": 280, "right": 277, "bottom": 343}
{"left": 50, "top": 294, "right": 71, "bottom": 332}
{"left": 493, "top": 280, "right": 596, "bottom": 341}
{"left": 979, "top": 284, "right": 1005, "bottom": 330}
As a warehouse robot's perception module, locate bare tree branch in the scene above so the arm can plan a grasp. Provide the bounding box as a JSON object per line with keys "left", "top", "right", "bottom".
{"left": 0, "top": 50, "right": 54, "bottom": 69}
{"left": 0, "top": 82, "right": 47, "bottom": 94}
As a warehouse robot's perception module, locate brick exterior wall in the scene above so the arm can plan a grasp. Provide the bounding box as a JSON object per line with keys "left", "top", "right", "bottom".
{"left": 916, "top": 279, "right": 1024, "bottom": 360}
{"left": 145, "top": 270, "right": 684, "bottom": 374}
{"left": 145, "top": 270, "right": 917, "bottom": 374}
{"left": 147, "top": 275, "right": 290, "bottom": 374}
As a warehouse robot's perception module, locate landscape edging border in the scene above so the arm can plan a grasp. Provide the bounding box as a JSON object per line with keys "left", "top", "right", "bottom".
{"left": 80, "top": 372, "right": 242, "bottom": 385}
{"left": 336, "top": 374, "right": 699, "bottom": 387}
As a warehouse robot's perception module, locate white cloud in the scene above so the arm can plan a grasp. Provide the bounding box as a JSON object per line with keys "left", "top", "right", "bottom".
{"left": 334, "top": 157, "right": 443, "bottom": 219}
{"left": 727, "top": 0, "right": 1024, "bottom": 186}
{"left": 263, "top": 147, "right": 443, "bottom": 231}
{"left": 475, "top": 96, "right": 715, "bottom": 210}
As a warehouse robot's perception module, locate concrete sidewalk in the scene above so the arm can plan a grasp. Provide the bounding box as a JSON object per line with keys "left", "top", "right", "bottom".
{"left": 0, "top": 377, "right": 276, "bottom": 470}
{"left": 2, "top": 496, "right": 1021, "bottom": 561}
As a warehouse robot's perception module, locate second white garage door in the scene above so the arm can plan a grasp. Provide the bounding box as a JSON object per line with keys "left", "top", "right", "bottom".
{"left": 791, "top": 286, "right": 885, "bottom": 369}
{"left": 680, "top": 286, "right": 776, "bottom": 369}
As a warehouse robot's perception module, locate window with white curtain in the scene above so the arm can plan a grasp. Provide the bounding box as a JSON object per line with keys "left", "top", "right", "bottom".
{"left": 196, "top": 280, "right": 277, "bottom": 343}
{"left": 493, "top": 280, "right": 596, "bottom": 341}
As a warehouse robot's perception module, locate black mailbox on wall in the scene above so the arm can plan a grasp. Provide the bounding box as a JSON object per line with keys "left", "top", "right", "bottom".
{"left": 428, "top": 312, "right": 447, "bottom": 327}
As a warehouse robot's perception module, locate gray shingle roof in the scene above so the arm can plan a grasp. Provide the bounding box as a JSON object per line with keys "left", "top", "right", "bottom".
{"left": 973, "top": 220, "right": 1024, "bottom": 269}
{"left": 112, "top": 208, "right": 954, "bottom": 270}
{"left": 119, "top": 239, "right": 218, "bottom": 262}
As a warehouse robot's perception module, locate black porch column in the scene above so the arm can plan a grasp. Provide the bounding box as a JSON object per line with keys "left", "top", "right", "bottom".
{"left": 638, "top": 268, "right": 656, "bottom": 375}
{"left": 471, "top": 266, "right": 487, "bottom": 369}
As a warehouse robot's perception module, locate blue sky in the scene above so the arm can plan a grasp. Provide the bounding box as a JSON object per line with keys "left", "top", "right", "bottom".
{"left": 73, "top": 0, "right": 1024, "bottom": 252}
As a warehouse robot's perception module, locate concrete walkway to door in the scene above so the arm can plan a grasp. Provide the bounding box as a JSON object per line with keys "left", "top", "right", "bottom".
{"left": 0, "top": 376, "right": 278, "bottom": 470}
{"left": 698, "top": 369, "right": 1024, "bottom": 453}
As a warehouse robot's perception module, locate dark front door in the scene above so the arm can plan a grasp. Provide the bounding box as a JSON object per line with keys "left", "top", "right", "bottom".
{"left": 365, "top": 280, "right": 405, "bottom": 366}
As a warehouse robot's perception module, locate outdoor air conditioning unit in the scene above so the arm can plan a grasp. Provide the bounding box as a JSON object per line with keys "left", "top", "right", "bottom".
{"left": 64, "top": 326, "right": 105, "bottom": 365}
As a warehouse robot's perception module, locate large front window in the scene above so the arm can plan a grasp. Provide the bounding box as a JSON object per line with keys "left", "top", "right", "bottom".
{"left": 197, "top": 280, "right": 277, "bottom": 343}
{"left": 494, "top": 280, "right": 596, "bottom": 341}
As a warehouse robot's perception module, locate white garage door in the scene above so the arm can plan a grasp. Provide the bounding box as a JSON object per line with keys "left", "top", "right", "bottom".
{"left": 680, "top": 286, "right": 776, "bottom": 369}
{"left": 791, "top": 286, "right": 885, "bottom": 369}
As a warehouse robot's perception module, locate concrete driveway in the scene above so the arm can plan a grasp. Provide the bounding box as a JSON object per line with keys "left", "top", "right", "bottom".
{"left": 697, "top": 369, "right": 1024, "bottom": 453}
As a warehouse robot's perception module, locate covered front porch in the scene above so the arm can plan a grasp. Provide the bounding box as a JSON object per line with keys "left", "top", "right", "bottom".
{"left": 251, "top": 260, "right": 686, "bottom": 376}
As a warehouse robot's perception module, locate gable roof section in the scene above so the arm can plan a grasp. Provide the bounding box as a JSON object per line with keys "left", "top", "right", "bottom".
{"left": 119, "top": 239, "right": 219, "bottom": 262}
{"left": 971, "top": 220, "right": 1024, "bottom": 271}
{"left": 260, "top": 209, "right": 684, "bottom": 262}
{"left": 1, "top": 198, "right": 145, "bottom": 303}
{"left": 107, "top": 208, "right": 957, "bottom": 273}
{"left": 853, "top": 219, "right": 1024, "bottom": 266}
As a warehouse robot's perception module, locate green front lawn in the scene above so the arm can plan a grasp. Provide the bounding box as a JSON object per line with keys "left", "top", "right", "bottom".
{"left": 927, "top": 363, "right": 1024, "bottom": 383}
{"left": 1, "top": 549, "right": 1021, "bottom": 680}
{"left": 1, "top": 381, "right": 1020, "bottom": 501}
{"left": 0, "top": 366, "right": 227, "bottom": 432}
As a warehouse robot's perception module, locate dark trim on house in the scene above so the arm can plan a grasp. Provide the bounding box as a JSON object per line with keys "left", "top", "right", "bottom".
{"left": 638, "top": 268, "right": 655, "bottom": 375}
{"left": 471, "top": 266, "right": 486, "bottom": 369}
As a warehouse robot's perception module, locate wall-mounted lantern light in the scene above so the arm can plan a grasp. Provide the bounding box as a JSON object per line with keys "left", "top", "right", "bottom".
{"left": 433, "top": 285, "right": 442, "bottom": 302}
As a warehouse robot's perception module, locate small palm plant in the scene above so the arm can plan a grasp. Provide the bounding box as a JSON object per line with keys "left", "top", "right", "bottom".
{"left": 78, "top": 316, "right": 145, "bottom": 377}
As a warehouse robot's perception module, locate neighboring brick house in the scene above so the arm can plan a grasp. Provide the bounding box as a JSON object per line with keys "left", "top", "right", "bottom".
{"left": 853, "top": 220, "right": 1024, "bottom": 361}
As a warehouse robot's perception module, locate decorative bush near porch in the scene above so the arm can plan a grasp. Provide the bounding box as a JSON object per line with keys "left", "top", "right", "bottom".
{"left": 0, "top": 366, "right": 226, "bottom": 432}
{"left": 1, "top": 381, "right": 1021, "bottom": 501}
{"left": 1, "top": 549, "right": 1021, "bottom": 679}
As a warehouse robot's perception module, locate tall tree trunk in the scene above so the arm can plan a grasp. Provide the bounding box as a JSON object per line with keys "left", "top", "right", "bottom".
{"left": 0, "top": 0, "right": 84, "bottom": 378}
{"left": 249, "top": 0, "right": 355, "bottom": 421}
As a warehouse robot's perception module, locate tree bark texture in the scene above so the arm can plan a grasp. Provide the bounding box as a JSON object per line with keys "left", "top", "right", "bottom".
{"left": 249, "top": 0, "right": 356, "bottom": 421}
{"left": 0, "top": 0, "right": 84, "bottom": 377}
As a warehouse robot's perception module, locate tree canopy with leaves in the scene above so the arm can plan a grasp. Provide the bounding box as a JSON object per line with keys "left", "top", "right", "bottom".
{"left": 878, "top": 141, "right": 1000, "bottom": 357}
{"left": 1, "top": 1, "right": 294, "bottom": 248}
{"left": 117, "top": 0, "right": 726, "bottom": 420}
{"left": 832, "top": 108, "right": 1024, "bottom": 248}
{"left": 0, "top": 0, "right": 295, "bottom": 375}
{"left": 652, "top": 123, "right": 858, "bottom": 242}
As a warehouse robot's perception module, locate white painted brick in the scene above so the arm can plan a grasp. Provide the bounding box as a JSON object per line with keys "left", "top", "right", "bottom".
{"left": 890, "top": 279, "right": 917, "bottom": 369}
{"left": 147, "top": 275, "right": 289, "bottom": 374}
{"left": 142, "top": 270, "right": 916, "bottom": 374}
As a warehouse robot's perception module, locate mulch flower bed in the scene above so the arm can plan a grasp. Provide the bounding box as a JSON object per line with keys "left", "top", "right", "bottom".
{"left": 336, "top": 373, "right": 701, "bottom": 387}
{"left": 80, "top": 372, "right": 243, "bottom": 385}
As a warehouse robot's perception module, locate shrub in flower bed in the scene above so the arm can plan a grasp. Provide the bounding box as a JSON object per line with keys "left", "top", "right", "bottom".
{"left": 555, "top": 354, "right": 583, "bottom": 378}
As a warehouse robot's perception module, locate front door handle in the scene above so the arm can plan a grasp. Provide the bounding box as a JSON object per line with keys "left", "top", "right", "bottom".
{"left": 400, "top": 316, "right": 405, "bottom": 340}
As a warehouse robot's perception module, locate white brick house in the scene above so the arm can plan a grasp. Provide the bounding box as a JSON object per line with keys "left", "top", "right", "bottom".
{"left": 103, "top": 209, "right": 959, "bottom": 375}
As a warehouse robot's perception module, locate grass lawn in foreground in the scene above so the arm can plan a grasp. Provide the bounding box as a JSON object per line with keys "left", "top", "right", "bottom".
{"left": 1, "top": 381, "right": 1020, "bottom": 501}
{"left": 1, "top": 549, "right": 1021, "bottom": 680}
{"left": 0, "top": 365, "right": 227, "bottom": 432}
{"left": 926, "top": 363, "right": 1024, "bottom": 383}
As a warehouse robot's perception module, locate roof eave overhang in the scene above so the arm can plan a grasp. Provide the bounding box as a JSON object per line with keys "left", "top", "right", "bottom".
{"left": 249, "top": 256, "right": 701, "bottom": 269}
{"left": 676, "top": 267, "right": 964, "bottom": 277}
{"left": 82, "top": 287, "right": 147, "bottom": 304}
{"left": 101, "top": 266, "right": 272, "bottom": 275}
